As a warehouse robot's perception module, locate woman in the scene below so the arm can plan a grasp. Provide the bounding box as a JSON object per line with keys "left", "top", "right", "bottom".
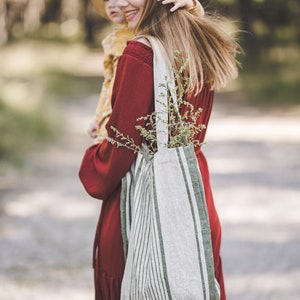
{"left": 79, "top": 0, "right": 239, "bottom": 299}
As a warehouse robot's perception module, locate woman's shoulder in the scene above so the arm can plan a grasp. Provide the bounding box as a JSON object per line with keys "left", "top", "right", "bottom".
{"left": 122, "top": 40, "right": 153, "bottom": 66}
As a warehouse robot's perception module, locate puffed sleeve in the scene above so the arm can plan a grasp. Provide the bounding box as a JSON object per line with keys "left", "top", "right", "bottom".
{"left": 79, "top": 42, "right": 154, "bottom": 201}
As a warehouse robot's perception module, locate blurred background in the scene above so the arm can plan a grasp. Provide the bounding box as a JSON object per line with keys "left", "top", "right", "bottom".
{"left": 0, "top": 0, "right": 299, "bottom": 299}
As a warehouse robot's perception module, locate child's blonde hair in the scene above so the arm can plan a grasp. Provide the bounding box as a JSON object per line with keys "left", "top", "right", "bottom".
{"left": 136, "top": 3, "right": 240, "bottom": 94}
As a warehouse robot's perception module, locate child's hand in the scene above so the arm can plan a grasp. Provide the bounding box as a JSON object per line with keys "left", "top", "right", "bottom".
{"left": 87, "top": 120, "right": 98, "bottom": 139}
{"left": 159, "top": 0, "right": 204, "bottom": 16}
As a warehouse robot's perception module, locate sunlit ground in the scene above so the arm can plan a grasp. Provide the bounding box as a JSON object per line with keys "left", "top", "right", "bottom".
{"left": 0, "top": 41, "right": 300, "bottom": 299}
{"left": 205, "top": 98, "right": 300, "bottom": 299}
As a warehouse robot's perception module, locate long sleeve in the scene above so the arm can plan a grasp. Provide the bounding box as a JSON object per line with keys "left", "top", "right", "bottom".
{"left": 79, "top": 42, "right": 154, "bottom": 201}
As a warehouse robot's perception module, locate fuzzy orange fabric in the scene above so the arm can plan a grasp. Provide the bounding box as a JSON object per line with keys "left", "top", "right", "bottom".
{"left": 94, "top": 27, "right": 133, "bottom": 141}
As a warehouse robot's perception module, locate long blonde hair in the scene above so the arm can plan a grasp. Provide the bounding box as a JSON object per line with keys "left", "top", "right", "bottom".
{"left": 135, "top": 2, "right": 240, "bottom": 94}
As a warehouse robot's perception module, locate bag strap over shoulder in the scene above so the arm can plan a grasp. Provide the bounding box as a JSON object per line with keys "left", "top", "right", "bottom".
{"left": 134, "top": 35, "right": 179, "bottom": 150}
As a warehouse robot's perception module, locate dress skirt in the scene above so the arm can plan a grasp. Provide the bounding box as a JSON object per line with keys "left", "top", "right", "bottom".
{"left": 93, "top": 150, "right": 226, "bottom": 300}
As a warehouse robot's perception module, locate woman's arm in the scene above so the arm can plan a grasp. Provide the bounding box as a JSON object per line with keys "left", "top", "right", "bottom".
{"left": 79, "top": 42, "right": 154, "bottom": 201}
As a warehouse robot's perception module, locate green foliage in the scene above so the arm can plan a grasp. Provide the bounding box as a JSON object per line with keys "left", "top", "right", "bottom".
{"left": 104, "top": 127, "right": 140, "bottom": 154}
{"left": 239, "top": 45, "right": 300, "bottom": 105}
{"left": 0, "top": 40, "right": 103, "bottom": 167}
{"left": 0, "top": 98, "right": 57, "bottom": 165}
{"left": 200, "top": 0, "right": 300, "bottom": 105}
{"left": 45, "top": 70, "right": 102, "bottom": 98}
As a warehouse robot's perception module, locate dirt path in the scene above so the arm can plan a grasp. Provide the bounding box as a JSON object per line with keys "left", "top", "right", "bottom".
{"left": 204, "top": 98, "right": 300, "bottom": 299}
{"left": 0, "top": 93, "right": 300, "bottom": 299}
{"left": 0, "top": 95, "right": 99, "bottom": 300}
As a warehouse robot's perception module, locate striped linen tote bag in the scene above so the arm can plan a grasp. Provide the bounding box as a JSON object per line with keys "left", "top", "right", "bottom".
{"left": 120, "top": 37, "right": 220, "bottom": 300}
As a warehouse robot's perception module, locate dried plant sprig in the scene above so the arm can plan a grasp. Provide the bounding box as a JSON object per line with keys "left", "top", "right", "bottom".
{"left": 105, "top": 126, "right": 140, "bottom": 154}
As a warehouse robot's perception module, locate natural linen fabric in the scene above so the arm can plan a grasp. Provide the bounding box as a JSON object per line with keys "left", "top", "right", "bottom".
{"left": 120, "top": 37, "right": 220, "bottom": 300}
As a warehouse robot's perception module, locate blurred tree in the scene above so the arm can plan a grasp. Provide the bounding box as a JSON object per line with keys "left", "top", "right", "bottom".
{"left": 0, "top": 0, "right": 8, "bottom": 44}
{"left": 210, "top": 0, "right": 300, "bottom": 57}
{"left": 24, "top": 0, "right": 45, "bottom": 32}
{"left": 41, "top": 0, "right": 61, "bottom": 23}
{"left": 83, "top": 0, "right": 97, "bottom": 44}
{"left": 5, "top": 0, "right": 25, "bottom": 40}
{"left": 237, "top": 0, "right": 256, "bottom": 57}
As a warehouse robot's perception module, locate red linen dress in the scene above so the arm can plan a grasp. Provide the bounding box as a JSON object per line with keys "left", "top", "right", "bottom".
{"left": 79, "top": 41, "right": 226, "bottom": 300}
